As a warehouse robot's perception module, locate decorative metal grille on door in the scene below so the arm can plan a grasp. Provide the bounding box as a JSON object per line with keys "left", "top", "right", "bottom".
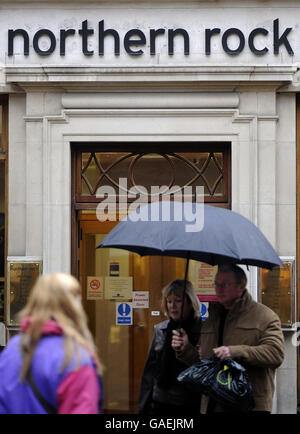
{"left": 79, "top": 149, "right": 229, "bottom": 204}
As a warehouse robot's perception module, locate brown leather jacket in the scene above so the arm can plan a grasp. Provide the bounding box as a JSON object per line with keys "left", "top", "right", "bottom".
{"left": 177, "top": 290, "right": 285, "bottom": 413}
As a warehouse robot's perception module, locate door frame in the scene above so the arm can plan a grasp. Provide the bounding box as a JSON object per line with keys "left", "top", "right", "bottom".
{"left": 70, "top": 141, "right": 232, "bottom": 412}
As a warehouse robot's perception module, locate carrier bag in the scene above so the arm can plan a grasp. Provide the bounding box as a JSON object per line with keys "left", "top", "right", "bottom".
{"left": 177, "top": 356, "right": 254, "bottom": 412}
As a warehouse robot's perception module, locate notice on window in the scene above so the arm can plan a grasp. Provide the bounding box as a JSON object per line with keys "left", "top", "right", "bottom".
{"left": 87, "top": 276, "right": 104, "bottom": 300}
{"left": 109, "top": 261, "right": 120, "bottom": 277}
{"left": 194, "top": 262, "right": 218, "bottom": 302}
{"left": 105, "top": 276, "right": 133, "bottom": 300}
{"left": 132, "top": 291, "right": 149, "bottom": 308}
{"left": 116, "top": 302, "right": 133, "bottom": 325}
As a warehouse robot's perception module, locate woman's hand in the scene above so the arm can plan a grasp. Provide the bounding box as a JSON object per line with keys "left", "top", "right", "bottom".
{"left": 171, "top": 328, "right": 189, "bottom": 352}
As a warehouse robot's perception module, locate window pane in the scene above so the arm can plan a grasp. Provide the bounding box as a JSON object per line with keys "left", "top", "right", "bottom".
{"left": 83, "top": 232, "right": 131, "bottom": 412}
{"left": 80, "top": 150, "right": 227, "bottom": 200}
{"left": 176, "top": 152, "right": 224, "bottom": 196}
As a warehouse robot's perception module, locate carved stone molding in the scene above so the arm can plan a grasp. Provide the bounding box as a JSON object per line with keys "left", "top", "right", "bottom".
{"left": 5, "top": 66, "right": 296, "bottom": 90}
{"left": 62, "top": 92, "right": 239, "bottom": 109}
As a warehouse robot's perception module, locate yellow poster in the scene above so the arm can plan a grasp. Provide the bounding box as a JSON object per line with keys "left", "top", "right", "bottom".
{"left": 260, "top": 262, "right": 293, "bottom": 327}
{"left": 105, "top": 276, "right": 133, "bottom": 300}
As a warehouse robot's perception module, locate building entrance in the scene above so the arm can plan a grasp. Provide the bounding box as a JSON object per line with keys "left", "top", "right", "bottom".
{"left": 72, "top": 143, "right": 230, "bottom": 413}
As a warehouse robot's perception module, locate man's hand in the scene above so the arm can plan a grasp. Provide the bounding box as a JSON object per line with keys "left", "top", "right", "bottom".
{"left": 172, "top": 328, "right": 189, "bottom": 352}
{"left": 213, "top": 346, "right": 231, "bottom": 359}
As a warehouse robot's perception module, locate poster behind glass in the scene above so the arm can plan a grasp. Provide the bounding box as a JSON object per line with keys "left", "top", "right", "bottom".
{"left": 7, "top": 261, "right": 42, "bottom": 325}
{"left": 258, "top": 257, "right": 295, "bottom": 328}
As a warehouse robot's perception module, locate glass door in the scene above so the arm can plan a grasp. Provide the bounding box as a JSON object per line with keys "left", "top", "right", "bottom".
{"left": 79, "top": 211, "right": 186, "bottom": 413}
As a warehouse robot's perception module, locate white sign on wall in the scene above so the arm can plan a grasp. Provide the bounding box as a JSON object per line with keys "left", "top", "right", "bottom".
{"left": 132, "top": 291, "right": 149, "bottom": 308}
{"left": 2, "top": 7, "right": 300, "bottom": 66}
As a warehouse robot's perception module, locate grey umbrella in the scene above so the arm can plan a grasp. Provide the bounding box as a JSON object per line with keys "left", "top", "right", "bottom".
{"left": 97, "top": 201, "right": 282, "bottom": 321}
{"left": 98, "top": 201, "right": 282, "bottom": 268}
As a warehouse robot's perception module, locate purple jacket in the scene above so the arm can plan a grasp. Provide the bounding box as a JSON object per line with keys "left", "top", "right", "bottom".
{"left": 0, "top": 320, "right": 102, "bottom": 414}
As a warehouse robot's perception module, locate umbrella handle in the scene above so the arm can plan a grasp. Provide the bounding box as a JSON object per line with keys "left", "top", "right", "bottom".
{"left": 173, "top": 328, "right": 183, "bottom": 351}
{"left": 179, "top": 254, "right": 190, "bottom": 327}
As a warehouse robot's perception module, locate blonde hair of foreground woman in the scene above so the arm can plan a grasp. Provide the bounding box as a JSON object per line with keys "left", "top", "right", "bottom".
{"left": 18, "top": 272, "right": 103, "bottom": 381}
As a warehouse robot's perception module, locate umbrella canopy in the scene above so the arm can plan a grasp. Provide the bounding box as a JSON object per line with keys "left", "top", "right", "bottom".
{"left": 97, "top": 201, "right": 282, "bottom": 270}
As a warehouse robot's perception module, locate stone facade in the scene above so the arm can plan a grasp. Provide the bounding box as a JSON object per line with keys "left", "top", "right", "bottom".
{"left": 2, "top": 0, "right": 299, "bottom": 413}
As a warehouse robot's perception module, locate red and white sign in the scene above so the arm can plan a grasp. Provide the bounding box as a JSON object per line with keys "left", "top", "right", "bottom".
{"left": 132, "top": 291, "right": 149, "bottom": 308}
{"left": 87, "top": 276, "right": 104, "bottom": 300}
{"left": 195, "top": 262, "right": 218, "bottom": 302}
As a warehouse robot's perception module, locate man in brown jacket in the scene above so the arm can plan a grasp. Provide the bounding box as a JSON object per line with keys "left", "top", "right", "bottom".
{"left": 172, "top": 264, "right": 285, "bottom": 413}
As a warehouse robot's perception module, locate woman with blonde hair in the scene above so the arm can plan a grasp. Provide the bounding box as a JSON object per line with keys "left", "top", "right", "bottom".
{"left": 138, "top": 279, "right": 202, "bottom": 415}
{"left": 0, "top": 273, "right": 103, "bottom": 414}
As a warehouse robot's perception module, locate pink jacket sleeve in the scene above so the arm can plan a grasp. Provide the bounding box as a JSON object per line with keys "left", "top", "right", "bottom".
{"left": 57, "top": 366, "right": 101, "bottom": 414}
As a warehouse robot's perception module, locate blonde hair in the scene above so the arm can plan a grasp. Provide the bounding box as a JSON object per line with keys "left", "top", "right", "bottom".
{"left": 18, "top": 273, "right": 103, "bottom": 381}
{"left": 161, "top": 279, "right": 201, "bottom": 319}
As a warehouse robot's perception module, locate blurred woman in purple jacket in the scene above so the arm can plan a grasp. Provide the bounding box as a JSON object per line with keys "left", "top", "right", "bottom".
{"left": 0, "top": 273, "right": 103, "bottom": 414}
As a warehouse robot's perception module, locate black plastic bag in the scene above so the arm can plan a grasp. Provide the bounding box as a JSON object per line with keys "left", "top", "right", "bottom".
{"left": 177, "top": 356, "right": 255, "bottom": 412}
